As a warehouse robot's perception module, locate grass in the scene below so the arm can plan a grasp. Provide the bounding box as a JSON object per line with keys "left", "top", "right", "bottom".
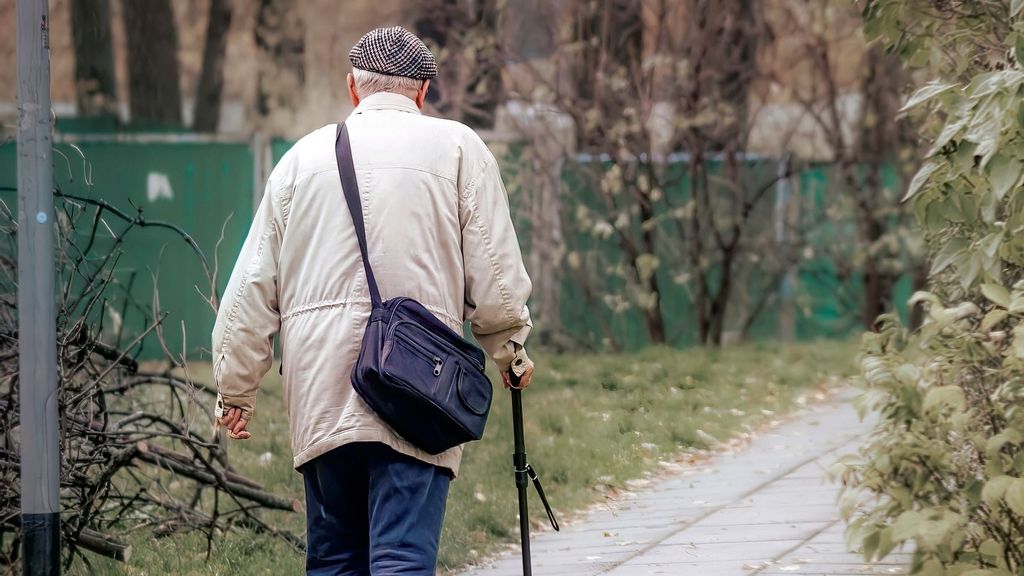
{"left": 69, "top": 340, "right": 859, "bottom": 575}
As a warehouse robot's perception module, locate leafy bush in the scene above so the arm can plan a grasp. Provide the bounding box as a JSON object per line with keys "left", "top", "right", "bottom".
{"left": 836, "top": 1, "right": 1024, "bottom": 574}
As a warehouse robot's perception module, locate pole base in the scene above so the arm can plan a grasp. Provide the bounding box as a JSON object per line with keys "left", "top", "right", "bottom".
{"left": 22, "top": 512, "right": 60, "bottom": 576}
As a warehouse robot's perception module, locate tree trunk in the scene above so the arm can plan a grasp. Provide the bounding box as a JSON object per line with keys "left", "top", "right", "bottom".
{"left": 717, "top": 0, "right": 758, "bottom": 145}
{"left": 122, "top": 0, "right": 183, "bottom": 127}
{"left": 637, "top": 167, "right": 666, "bottom": 345}
{"left": 861, "top": 256, "right": 886, "bottom": 330}
{"left": 254, "top": 0, "right": 305, "bottom": 125}
{"left": 194, "top": 0, "right": 233, "bottom": 132}
{"left": 708, "top": 247, "right": 737, "bottom": 347}
{"left": 859, "top": 180, "right": 890, "bottom": 330}
{"left": 524, "top": 154, "right": 567, "bottom": 344}
{"left": 857, "top": 44, "right": 909, "bottom": 330}
{"left": 908, "top": 261, "right": 928, "bottom": 330}
{"left": 689, "top": 156, "right": 710, "bottom": 345}
{"left": 643, "top": 305, "right": 666, "bottom": 345}
{"left": 71, "top": 0, "right": 118, "bottom": 118}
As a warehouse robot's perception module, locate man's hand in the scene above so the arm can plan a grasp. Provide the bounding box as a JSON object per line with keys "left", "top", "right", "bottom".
{"left": 501, "top": 359, "right": 534, "bottom": 390}
{"left": 218, "top": 407, "right": 252, "bottom": 440}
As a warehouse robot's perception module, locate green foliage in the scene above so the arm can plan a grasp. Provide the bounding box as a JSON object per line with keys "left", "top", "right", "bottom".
{"left": 839, "top": 313, "right": 1024, "bottom": 572}
{"left": 839, "top": 1, "right": 1024, "bottom": 573}
{"left": 861, "top": 0, "right": 1013, "bottom": 79}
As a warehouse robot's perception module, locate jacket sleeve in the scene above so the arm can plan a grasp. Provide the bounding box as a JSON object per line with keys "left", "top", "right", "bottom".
{"left": 459, "top": 149, "right": 533, "bottom": 371}
{"left": 211, "top": 182, "right": 284, "bottom": 422}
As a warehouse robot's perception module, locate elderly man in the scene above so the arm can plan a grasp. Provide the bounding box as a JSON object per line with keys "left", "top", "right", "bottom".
{"left": 212, "top": 26, "right": 535, "bottom": 575}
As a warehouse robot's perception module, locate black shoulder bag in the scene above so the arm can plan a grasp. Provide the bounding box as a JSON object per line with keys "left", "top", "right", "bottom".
{"left": 334, "top": 123, "right": 492, "bottom": 455}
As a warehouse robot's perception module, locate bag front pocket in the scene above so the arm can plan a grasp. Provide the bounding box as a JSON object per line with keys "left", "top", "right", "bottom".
{"left": 456, "top": 366, "right": 491, "bottom": 416}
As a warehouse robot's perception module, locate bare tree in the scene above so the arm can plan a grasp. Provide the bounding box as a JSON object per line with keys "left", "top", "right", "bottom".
{"left": 564, "top": 0, "right": 670, "bottom": 344}
{"left": 537, "top": 0, "right": 803, "bottom": 347}
{"left": 675, "top": 0, "right": 784, "bottom": 346}
{"left": 777, "top": 0, "right": 921, "bottom": 331}
{"left": 416, "top": 0, "right": 910, "bottom": 347}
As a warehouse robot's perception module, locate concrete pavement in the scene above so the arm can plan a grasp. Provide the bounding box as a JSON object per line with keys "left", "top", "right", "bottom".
{"left": 459, "top": 389, "right": 911, "bottom": 576}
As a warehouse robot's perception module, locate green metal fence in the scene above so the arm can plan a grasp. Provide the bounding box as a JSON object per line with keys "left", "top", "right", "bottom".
{"left": 1, "top": 135, "right": 255, "bottom": 360}
{"left": 0, "top": 134, "right": 909, "bottom": 358}
{"left": 550, "top": 158, "right": 912, "bottom": 350}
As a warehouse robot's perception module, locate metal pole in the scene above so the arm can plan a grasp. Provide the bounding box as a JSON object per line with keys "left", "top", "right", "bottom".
{"left": 17, "top": 0, "right": 61, "bottom": 573}
{"left": 511, "top": 386, "right": 532, "bottom": 576}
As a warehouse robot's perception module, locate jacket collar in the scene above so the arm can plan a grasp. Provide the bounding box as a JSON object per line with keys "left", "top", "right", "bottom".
{"left": 351, "top": 92, "right": 422, "bottom": 116}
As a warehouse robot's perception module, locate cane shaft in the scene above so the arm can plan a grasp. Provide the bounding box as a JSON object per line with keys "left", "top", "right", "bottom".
{"left": 511, "top": 387, "right": 526, "bottom": 453}
{"left": 511, "top": 387, "right": 532, "bottom": 575}
{"left": 517, "top": 480, "right": 531, "bottom": 576}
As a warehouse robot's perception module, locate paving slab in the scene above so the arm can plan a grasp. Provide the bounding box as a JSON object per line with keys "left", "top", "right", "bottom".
{"left": 458, "top": 389, "right": 911, "bottom": 576}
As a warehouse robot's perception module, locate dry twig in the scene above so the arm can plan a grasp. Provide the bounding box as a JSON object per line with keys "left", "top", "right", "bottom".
{"left": 0, "top": 184, "right": 301, "bottom": 573}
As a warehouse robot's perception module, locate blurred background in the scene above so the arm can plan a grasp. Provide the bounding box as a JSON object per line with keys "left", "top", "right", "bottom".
{"left": 18, "top": 1, "right": 1007, "bottom": 573}
{"left": 0, "top": 0, "right": 924, "bottom": 359}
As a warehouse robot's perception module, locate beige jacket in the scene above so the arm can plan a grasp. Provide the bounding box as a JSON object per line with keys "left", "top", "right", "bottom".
{"left": 212, "top": 92, "right": 532, "bottom": 475}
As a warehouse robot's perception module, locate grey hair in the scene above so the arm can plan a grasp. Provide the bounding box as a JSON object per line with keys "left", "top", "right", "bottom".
{"left": 352, "top": 68, "right": 424, "bottom": 97}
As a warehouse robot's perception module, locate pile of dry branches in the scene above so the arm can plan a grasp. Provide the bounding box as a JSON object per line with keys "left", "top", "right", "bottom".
{"left": 0, "top": 182, "right": 301, "bottom": 572}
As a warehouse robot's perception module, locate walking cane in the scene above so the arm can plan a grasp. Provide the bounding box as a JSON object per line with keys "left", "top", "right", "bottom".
{"left": 508, "top": 369, "right": 559, "bottom": 576}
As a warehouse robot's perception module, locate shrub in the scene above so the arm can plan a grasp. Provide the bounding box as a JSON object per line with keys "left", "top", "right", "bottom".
{"left": 836, "top": 2, "right": 1024, "bottom": 574}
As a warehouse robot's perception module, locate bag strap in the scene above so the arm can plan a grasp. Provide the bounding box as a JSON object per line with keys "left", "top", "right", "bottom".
{"left": 526, "top": 464, "right": 560, "bottom": 531}
{"left": 335, "top": 123, "right": 382, "bottom": 308}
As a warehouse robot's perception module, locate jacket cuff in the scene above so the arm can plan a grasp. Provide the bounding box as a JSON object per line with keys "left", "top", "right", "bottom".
{"left": 494, "top": 338, "right": 531, "bottom": 373}
{"left": 215, "top": 391, "right": 255, "bottom": 423}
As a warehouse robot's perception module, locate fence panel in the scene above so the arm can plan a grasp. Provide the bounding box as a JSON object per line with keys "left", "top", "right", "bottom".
{"left": 0, "top": 135, "right": 911, "bottom": 358}
{"left": 0, "top": 137, "right": 254, "bottom": 360}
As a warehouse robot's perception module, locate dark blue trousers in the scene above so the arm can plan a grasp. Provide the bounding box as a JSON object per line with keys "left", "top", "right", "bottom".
{"left": 301, "top": 442, "right": 451, "bottom": 575}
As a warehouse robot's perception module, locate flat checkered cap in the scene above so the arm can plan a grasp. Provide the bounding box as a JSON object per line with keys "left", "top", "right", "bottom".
{"left": 349, "top": 26, "right": 438, "bottom": 80}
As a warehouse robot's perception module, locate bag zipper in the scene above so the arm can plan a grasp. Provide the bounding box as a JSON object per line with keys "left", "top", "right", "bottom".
{"left": 394, "top": 330, "right": 445, "bottom": 376}
{"left": 390, "top": 319, "right": 484, "bottom": 371}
